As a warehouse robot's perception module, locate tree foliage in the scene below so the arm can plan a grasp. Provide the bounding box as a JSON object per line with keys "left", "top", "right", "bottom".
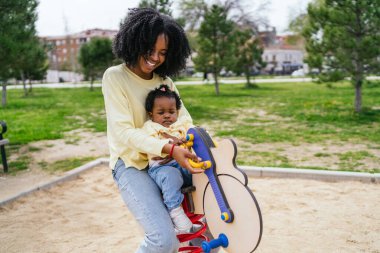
{"left": 193, "top": 4, "right": 234, "bottom": 95}
{"left": 139, "top": 0, "right": 173, "bottom": 16}
{"left": 178, "top": 0, "right": 208, "bottom": 32}
{"left": 228, "top": 27, "right": 264, "bottom": 88}
{"left": 78, "top": 37, "right": 114, "bottom": 91}
{"left": 302, "top": 0, "right": 380, "bottom": 112}
{"left": 13, "top": 36, "right": 48, "bottom": 96}
{"left": 0, "top": 0, "right": 47, "bottom": 105}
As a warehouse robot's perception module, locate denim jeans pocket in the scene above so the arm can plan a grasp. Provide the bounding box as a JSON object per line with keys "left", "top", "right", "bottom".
{"left": 113, "top": 159, "right": 136, "bottom": 191}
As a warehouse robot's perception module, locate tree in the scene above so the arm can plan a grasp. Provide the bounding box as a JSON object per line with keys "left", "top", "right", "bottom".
{"left": 78, "top": 37, "right": 114, "bottom": 91}
{"left": 288, "top": 13, "right": 309, "bottom": 34}
{"left": 302, "top": 0, "right": 380, "bottom": 112}
{"left": 193, "top": 4, "right": 234, "bottom": 95}
{"left": 178, "top": 0, "right": 208, "bottom": 32}
{"left": 17, "top": 38, "right": 48, "bottom": 96}
{"left": 179, "top": 0, "right": 269, "bottom": 32}
{"left": 0, "top": 0, "right": 39, "bottom": 106}
{"left": 24, "top": 41, "right": 49, "bottom": 92}
{"left": 229, "top": 27, "right": 264, "bottom": 88}
{"left": 139, "top": 0, "right": 173, "bottom": 16}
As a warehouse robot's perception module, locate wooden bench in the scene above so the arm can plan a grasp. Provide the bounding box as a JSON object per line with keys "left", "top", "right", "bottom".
{"left": 0, "top": 121, "right": 9, "bottom": 173}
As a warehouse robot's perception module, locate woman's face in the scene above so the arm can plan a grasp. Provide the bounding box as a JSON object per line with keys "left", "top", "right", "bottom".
{"left": 133, "top": 33, "right": 168, "bottom": 80}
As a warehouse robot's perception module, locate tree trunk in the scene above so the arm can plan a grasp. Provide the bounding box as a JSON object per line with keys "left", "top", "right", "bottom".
{"left": 21, "top": 71, "right": 27, "bottom": 96}
{"left": 2, "top": 83, "right": 7, "bottom": 107}
{"left": 354, "top": 79, "right": 362, "bottom": 113}
{"left": 246, "top": 74, "right": 251, "bottom": 88}
{"left": 29, "top": 79, "right": 33, "bottom": 93}
{"left": 90, "top": 77, "right": 94, "bottom": 91}
{"left": 213, "top": 71, "right": 220, "bottom": 95}
{"left": 245, "top": 68, "right": 251, "bottom": 88}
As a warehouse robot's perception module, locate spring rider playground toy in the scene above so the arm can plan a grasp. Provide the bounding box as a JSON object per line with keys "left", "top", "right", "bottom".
{"left": 177, "top": 127, "right": 263, "bottom": 253}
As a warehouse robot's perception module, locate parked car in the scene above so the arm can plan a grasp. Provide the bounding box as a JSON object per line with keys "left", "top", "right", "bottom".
{"left": 192, "top": 72, "right": 204, "bottom": 78}
{"left": 291, "top": 69, "right": 305, "bottom": 77}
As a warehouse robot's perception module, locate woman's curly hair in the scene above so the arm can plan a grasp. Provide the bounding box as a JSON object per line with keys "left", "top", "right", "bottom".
{"left": 145, "top": 84, "right": 182, "bottom": 113}
{"left": 113, "top": 8, "right": 191, "bottom": 78}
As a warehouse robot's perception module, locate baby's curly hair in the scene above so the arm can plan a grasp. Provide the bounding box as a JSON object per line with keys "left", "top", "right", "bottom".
{"left": 113, "top": 8, "right": 191, "bottom": 78}
{"left": 145, "top": 84, "right": 182, "bottom": 113}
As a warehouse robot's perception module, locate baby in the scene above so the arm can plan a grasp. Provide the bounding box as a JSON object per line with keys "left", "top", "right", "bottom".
{"left": 142, "top": 84, "right": 193, "bottom": 233}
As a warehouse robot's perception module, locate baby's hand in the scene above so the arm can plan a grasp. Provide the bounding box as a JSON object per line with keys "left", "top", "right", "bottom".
{"left": 162, "top": 132, "right": 185, "bottom": 145}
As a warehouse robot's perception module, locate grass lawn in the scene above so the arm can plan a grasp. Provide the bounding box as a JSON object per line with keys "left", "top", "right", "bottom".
{"left": 1, "top": 81, "right": 379, "bottom": 172}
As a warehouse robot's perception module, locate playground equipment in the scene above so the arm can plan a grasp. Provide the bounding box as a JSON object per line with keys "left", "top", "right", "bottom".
{"left": 177, "top": 127, "right": 263, "bottom": 253}
{"left": 0, "top": 121, "right": 9, "bottom": 173}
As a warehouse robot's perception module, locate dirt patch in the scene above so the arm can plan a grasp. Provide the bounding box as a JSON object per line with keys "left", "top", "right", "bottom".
{"left": 0, "top": 129, "right": 109, "bottom": 201}
{"left": 28, "top": 129, "right": 109, "bottom": 165}
{"left": 235, "top": 139, "right": 380, "bottom": 172}
{"left": 191, "top": 119, "right": 379, "bottom": 172}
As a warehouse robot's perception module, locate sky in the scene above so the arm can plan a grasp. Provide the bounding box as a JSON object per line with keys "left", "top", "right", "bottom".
{"left": 36, "top": 0, "right": 312, "bottom": 37}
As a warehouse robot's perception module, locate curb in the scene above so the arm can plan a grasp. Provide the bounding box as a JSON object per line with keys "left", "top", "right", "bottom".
{"left": 240, "top": 166, "right": 380, "bottom": 184}
{"left": 1, "top": 158, "right": 378, "bottom": 206}
{"left": 0, "top": 158, "right": 108, "bottom": 206}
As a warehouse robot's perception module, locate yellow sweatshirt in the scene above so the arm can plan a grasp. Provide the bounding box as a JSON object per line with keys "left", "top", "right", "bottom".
{"left": 102, "top": 64, "right": 193, "bottom": 170}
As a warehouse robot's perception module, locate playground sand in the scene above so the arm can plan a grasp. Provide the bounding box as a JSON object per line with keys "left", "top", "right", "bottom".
{"left": 0, "top": 165, "right": 379, "bottom": 253}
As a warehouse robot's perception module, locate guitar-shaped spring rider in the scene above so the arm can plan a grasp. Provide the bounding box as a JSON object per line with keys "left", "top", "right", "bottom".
{"left": 177, "top": 127, "right": 263, "bottom": 253}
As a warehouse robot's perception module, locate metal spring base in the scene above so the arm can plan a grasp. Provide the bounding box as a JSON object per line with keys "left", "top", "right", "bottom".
{"left": 177, "top": 188, "right": 209, "bottom": 253}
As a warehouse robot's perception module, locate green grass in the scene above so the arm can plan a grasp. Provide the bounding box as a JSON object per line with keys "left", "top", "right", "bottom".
{"left": 39, "top": 156, "right": 97, "bottom": 173}
{"left": 7, "top": 154, "right": 30, "bottom": 175}
{"left": 180, "top": 82, "right": 380, "bottom": 144}
{"left": 1, "top": 81, "right": 379, "bottom": 172}
{"left": 336, "top": 150, "right": 377, "bottom": 172}
{"left": 0, "top": 88, "right": 106, "bottom": 145}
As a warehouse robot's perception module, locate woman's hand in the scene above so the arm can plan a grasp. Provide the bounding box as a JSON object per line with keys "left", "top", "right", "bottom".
{"left": 163, "top": 143, "right": 204, "bottom": 174}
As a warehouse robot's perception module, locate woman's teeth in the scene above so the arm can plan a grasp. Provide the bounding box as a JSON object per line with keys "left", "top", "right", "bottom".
{"left": 146, "top": 60, "right": 155, "bottom": 67}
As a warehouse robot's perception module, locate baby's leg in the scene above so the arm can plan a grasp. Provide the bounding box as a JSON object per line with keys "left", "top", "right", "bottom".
{"left": 148, "top": 165, "right": 184, "bottom": 211}
{"left": 149, "top": 165, "right": 192, "bottom": 232}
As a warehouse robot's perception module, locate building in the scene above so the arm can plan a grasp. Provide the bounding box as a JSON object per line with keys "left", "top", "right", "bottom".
{"left": 40, "top": 28, "right": 117, "bottom": 77}
{"left": 259, "top": 28, "right": 306, "bottom": 75}
{"left": 262, "top": 47, "right": 305, "bottom": 75}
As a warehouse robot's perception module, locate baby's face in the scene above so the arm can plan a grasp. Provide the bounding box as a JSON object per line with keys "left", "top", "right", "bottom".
{"left": 150, "top": 96, "right": 178, "bottom": 127}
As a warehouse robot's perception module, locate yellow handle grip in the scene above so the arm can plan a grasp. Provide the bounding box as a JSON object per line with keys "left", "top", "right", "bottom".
{"left": 188, "top": 159, "right": 212, "bottom": 169}
{"left": 184, "top": 141, "right": 193, "bottom": 148}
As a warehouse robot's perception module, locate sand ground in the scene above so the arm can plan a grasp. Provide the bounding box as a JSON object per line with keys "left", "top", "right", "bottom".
{"left": 0, "top": 165, "right": 379, "bottom": 253}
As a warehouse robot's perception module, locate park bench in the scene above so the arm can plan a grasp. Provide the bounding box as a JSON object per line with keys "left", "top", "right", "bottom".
{"left": 0, "top": 121, "right": 9, "bottom": 173}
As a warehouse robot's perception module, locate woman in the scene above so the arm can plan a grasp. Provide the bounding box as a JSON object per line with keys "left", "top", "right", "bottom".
{"left": 102, "top": 8, "right": 203, "bottom": 253}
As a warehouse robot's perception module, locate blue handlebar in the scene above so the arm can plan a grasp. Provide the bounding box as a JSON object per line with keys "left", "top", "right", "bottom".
{"left": 201, "top": 233, "right": 229, "bottom": 253}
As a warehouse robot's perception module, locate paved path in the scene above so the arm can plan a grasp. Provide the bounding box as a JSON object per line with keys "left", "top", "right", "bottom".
{"left": 1, "top": 78, "right": 312, "bottom": 89}
{"left": 5, "top": 76, "right": 380, "bottom": 89}
{"left": 6, "top": 78, "right": 311, "bottom": 89}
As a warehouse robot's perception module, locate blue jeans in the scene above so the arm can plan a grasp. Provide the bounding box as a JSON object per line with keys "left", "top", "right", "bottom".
{"left": 112, "top": 159, "right": 179, "bottom": 253}
{"left": 148, "top": 161, "right": 192, "bottom": 211}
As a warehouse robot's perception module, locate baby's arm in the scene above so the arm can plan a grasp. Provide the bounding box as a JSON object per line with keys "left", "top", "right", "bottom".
{"left": 161, "top": 132, "right": 186, "bottom": 145}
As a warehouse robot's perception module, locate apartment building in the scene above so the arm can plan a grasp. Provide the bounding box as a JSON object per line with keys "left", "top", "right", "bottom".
{"left": 40, "top": 28, "right": 117, "bottom": 72}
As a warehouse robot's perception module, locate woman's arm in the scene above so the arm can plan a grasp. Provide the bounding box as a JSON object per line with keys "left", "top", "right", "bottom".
{"left": 162, "top": 143, "right": 203, "bottom": 174}
{"left": 102, "top": 68, "right": 169, "bottom": 157}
